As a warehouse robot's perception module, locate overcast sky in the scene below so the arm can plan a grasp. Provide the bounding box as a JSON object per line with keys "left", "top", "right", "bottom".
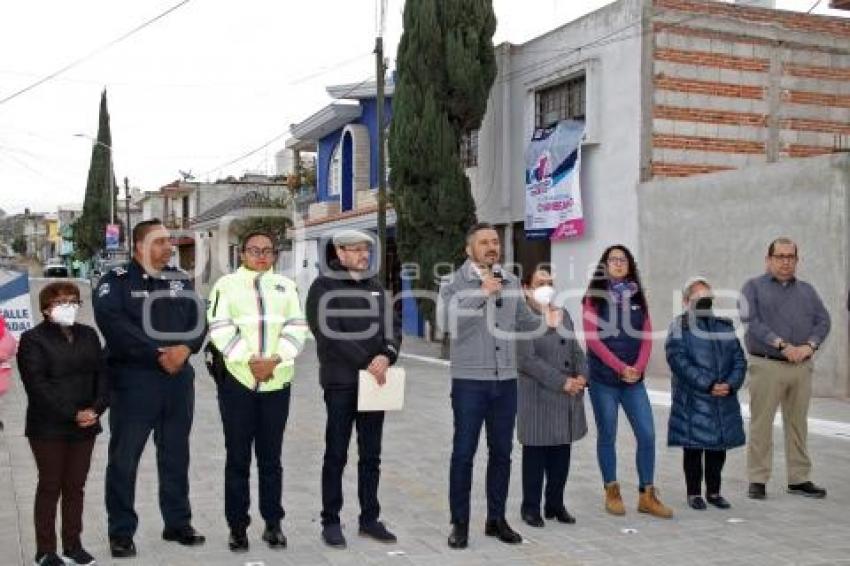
{"left": 0, "top": 0, "right": 844, "bottom": 215}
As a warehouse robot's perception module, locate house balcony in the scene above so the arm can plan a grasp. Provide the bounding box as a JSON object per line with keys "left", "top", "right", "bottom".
{"left": 164, "top": 213, "right": 191, "bottom": 230}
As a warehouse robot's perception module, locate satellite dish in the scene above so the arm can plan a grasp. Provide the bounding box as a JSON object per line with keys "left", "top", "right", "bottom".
{"left": 179, "top": 169, "right": 195, "bottom": 181}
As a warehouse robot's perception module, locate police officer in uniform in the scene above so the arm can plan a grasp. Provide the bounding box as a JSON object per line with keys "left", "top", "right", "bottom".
{"left": 94, "top": 219, "right": 206, "bottom": 559}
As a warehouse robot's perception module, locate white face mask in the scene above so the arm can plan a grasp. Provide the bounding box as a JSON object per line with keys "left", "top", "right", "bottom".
{"left": 532, "top": 285, "right": 556, "bottom": 306}
{"left": 49, "top": 304, "right": 79, "bottom": 327}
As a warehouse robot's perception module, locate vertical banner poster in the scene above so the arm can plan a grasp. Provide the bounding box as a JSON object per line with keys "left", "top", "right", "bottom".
{"left": 524, "top": 120, "right": 585, "bottom": 241}
{"left": 0, "top": 269, "right": 33, "bottom": 339}
{"left": 105, "top": 223, "right": 120, "bottom": 251}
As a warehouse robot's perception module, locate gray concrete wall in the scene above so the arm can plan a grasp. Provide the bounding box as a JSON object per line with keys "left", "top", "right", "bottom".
{"left": 638, "top": 153, "right": 850, "bottom": 397}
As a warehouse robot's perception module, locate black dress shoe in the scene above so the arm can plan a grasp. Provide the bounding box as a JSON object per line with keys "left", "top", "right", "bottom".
{"left": 748, "top": 482, "right": 766, "bottom": 500}
{"left": 228, "top": 529, "right": 249, "bottom": 552}
{"left": 688, "top": 496, "right": 707, "bottom": 510}
{"left": 321, "top": 524, "right": 347, "bottom": 549}
{"left": 448, "top": 522, "right": 468, "bottom": 549}
{"left": 359, "top": 521, "right": 397, "bottom": 543}
{"left": 521, "top": 510, "right": 544, "bottom": 528}
{"left": 788, "top": 481, "right": 827, "bottom": 499}
{"left": 109, "top": 536, "right": 137, "bottom": 559}
{"left": 545, "top": 506, "right": 576, "bottom": 524}
{"left": 484, "top": 518, "right": 522, "bottom": 544}
{"left": 162, "top": 525, "right": 206, "bottom": 546}
{"left": 262, "top": 523, "right": 287, "bottom": 548}
{"left": 706, "top": 494, "right": 731, "bottom": 509}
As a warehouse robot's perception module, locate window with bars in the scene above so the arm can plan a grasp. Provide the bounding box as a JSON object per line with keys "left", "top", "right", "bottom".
{"left": 535, "top": 75, "right": 586, "bottom": 128}
{"left": 460, "top": 128, "right": 479, "bottom": 168}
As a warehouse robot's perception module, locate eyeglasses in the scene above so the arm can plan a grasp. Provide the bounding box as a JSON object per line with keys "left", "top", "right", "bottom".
{"left": 770, "top": 254, "right": 797, "bottom": 262}
{"left": 340, "top": 246, "right": 371, "bottom": 254}
{"left": 244, "top": 247, "right": 276, "bottom": 258}
{"left": 606, "top": 257, "right": 628, "bottom": 265}
{"left": 50, "top": 299, "right": 82, "bottom": 307}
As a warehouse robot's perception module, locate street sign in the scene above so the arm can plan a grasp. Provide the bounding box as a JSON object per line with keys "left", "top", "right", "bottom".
{"left": 105, "top": 223, "right": 120, "bottom": 251}
{"left": 0, "top": 269, "right": 33, "bottom": 339}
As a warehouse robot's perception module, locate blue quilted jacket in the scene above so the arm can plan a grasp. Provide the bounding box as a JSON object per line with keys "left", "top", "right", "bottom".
{"left": 665, "top": 314, "right": 746, "bottom": 450}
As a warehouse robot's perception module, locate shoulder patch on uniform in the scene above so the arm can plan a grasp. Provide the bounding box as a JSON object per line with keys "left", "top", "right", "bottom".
{"left": 98, "top": 282, "right": 110, "bottom": 297}
{"left": 273, "top": 283, "right": 286, "bottom": 293}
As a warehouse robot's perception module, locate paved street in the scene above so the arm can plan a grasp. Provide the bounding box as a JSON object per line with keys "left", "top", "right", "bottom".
{"left": 1, "top": 283, "right": 849, "bottom": 565}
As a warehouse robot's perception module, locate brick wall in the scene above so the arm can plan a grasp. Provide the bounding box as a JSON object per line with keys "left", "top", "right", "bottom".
{"left": 650, "top": 0, "right": 850, "bottom": 178}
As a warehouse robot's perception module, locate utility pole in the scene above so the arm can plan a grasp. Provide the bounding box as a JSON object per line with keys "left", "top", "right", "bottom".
{"left": 124, "top": 176, "right": 131, "bottom": 253}
{"left": 375, "top": 1, "right": 388, "bottom": 286}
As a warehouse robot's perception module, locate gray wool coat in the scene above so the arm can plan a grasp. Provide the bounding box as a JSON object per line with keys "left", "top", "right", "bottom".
{"left": 516, "top": 306, "right": 588, "bottom": 446}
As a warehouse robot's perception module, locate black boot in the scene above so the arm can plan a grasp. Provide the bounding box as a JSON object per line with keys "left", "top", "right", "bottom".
{"left": 448, "top": 522, "right": 468, "bottom": 549}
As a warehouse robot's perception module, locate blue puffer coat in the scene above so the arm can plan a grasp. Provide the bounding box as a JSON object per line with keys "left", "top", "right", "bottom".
{"left": 665, "top": 314, "right": 746, "bottom": 450}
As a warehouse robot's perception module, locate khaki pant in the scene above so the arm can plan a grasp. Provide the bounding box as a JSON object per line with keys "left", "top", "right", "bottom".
{"left": 746, "top": 356, "right": 813, "bottom": 485}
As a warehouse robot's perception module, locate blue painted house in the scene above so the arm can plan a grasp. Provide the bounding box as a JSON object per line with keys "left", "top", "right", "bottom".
{"left": 287, "top": 79, "right": 424, "bottom": 337}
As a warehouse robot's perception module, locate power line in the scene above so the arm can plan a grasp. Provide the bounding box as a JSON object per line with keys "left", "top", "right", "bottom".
{"left": 199, "top": 75, "right": 376, "bottom": 179}
{"left": 0, "top": 0, "right": 191, "bottom": 107}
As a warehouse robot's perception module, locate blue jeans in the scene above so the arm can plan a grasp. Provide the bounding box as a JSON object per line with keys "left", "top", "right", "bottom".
{"left": 588, "top": 380, "right": 655, "bottom": 489}
{"left": 449, "top": 379, "right": 517, "bottom": 524}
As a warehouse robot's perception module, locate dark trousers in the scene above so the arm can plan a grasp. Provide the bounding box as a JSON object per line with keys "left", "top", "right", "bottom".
{"left": 521, "top": 444, "right": 571, "bottom": 515}
{"left": 321, "top": 388, "right": 384, "bottom": 527}
{"left": 106, "top": 371, "right": 194, "bottom": 538}
{"left": 29, "top": 437, "right": 96, "bottom": 554}
{"left": 683, "top": 448, "right": 727, "bottom": 496}
{"left": 449, "top": 378, "right": 517, "bottom": 525}
{"left": 217, "top": 373, "right": 291, "bottom": 529}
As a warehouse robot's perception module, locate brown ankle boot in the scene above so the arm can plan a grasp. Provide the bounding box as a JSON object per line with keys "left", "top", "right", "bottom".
{"left": 638, "top": 486, "right": 674, "bottom": 518}
{"left": 604, "top": 482, "right": 626, "bottom": 515}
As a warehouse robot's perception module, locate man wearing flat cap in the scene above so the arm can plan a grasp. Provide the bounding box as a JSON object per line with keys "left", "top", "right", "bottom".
{"left": 305, "top": 229, "right": 402, "bottom": 549}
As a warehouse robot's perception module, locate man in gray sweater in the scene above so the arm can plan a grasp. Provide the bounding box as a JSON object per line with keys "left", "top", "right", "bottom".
{"left": 438, "top": 223, "right": 537, "bottom": 550}
{"left": 739, "top": 237, "right": 831, "bottom": 501}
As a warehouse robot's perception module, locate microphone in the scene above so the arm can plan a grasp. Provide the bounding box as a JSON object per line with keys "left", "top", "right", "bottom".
{"left": 492, "top": 264, "right": 504, "bottom": 308}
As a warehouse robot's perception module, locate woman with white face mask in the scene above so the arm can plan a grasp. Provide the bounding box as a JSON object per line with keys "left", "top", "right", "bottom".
{"left": 17, "top": 282, "right": 108, "bottom": 566}
{"left": 516, "top": 268, "right": 588, "bottom": 528}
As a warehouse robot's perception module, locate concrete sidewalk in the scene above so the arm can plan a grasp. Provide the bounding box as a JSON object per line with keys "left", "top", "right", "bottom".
{"left": 1, "top": 338, "right": 849, "bottom": 565}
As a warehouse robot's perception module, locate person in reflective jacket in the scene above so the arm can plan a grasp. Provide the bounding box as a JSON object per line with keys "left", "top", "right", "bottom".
{"left": 207, "top": 230, "right": 308, "bottom": 552}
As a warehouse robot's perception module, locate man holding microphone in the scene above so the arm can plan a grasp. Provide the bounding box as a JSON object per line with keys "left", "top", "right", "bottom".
{"left": 438, "top": 222, "right": 537, "bottom": 549}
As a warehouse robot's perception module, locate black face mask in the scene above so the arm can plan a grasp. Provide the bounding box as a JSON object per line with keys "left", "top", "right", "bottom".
{"left": 693, "top": 297, "right": 714, "bottom": 312}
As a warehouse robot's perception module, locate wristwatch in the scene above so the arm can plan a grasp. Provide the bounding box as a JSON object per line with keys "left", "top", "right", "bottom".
{"left": 776, "top": 339, "right": 788, "bottom": 351}
{"left": 807, "top": 341, "right": 819, "bottom": 352}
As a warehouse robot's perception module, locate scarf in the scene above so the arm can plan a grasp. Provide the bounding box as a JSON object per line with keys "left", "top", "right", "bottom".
{"left": 608, "top": 279, "right": 638, "bottom": 305}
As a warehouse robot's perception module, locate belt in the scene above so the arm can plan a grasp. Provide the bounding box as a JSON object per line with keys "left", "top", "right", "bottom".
{"left": 749, "top": 352, "right": 788, "bottom": 363}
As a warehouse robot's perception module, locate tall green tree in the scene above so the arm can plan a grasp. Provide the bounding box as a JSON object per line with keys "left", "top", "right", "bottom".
{"left": 389, "top": 0, "right": 497, "bottom": 333}
{"left": 75, "top": 89, "right": 117, "bottom": 259}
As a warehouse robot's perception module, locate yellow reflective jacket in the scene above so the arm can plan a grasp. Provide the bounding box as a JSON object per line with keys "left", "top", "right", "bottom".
{"left": 207, "top": 266, "right": 308, "bottom": 391}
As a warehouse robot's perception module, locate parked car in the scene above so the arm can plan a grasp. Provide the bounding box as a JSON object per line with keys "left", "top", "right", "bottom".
{"left": 43, "top": 263, "right": 70, "bottom": 278}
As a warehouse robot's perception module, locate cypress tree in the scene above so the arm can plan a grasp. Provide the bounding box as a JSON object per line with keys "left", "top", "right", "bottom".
{"left": 75, "top": 89, "right": 118, "bottom": 260}
{"left": 389, "top": 0, "right": 497, "bottom": 333}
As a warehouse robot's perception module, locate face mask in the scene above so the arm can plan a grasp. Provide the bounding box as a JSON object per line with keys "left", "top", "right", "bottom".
{"left": 50, "top": 304, "right": 79, "bottom": 327}
{"left": 532, "top": 285, "right": 556, "bottom": 306}
{"left": 693, "top": 296, "right": 713, "bottom": 312}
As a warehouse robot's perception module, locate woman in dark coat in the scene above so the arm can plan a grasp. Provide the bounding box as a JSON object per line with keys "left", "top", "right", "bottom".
{"left": 517, "top": 268, "right": 587, "bottom": 527}
{"left": 665, "top": 277, "right": 746, "bottom": 510}
{"left": 17, "top": 281, "right": 108, "bottom": 566}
